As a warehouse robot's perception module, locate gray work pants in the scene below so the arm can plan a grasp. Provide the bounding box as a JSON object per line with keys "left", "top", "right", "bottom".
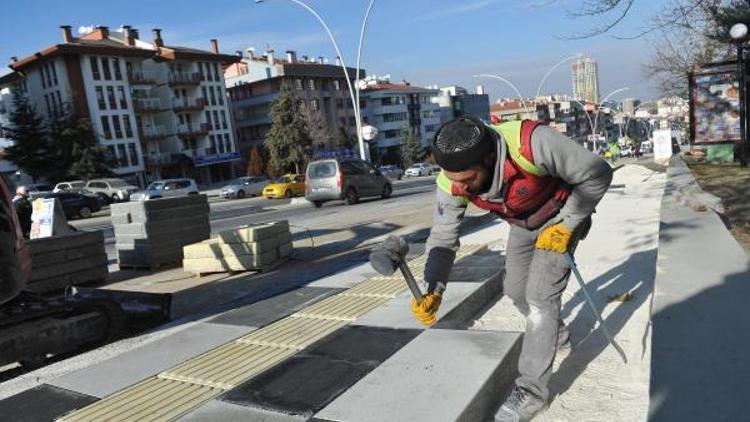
{"left": 502, "top": 218, "right": 591, "bottom": 401}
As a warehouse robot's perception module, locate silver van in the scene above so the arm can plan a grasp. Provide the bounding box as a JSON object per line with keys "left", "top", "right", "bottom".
{"left": 305, "top": 159, "right": 392, "bottom": 208}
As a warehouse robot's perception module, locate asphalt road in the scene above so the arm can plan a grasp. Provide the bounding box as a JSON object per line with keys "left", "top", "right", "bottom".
{"left": 69, "top": 176, "right": 441, "bottom": 267}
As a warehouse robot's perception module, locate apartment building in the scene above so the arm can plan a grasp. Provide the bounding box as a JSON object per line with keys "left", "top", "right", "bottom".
{"left": 225, "top": 49, "right": 364, "bottom": 163}
{"left": 0, "top": 25, "right": 240, "bottom": 186}
{"left": 432, "top": 85, "right": 490, "bottom": 122}
{"left": 359, "top": 76, "right": 441, "bottom": 161}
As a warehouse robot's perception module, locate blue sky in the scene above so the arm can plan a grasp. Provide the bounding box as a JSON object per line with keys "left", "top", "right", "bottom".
{"left": 1, "top": 0, "right": 667, "bottom": 101}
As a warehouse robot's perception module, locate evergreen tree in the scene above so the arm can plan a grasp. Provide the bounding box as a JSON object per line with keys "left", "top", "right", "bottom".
{"left": 264, "top": 83, "right": 313, "bottom": 174}
{"left": 2, "top": 90, "right": 54, "bottom": 182}
{"left": 247, "top": 147, "right": 264, "bottom": 176}
{"left": 335, "top": 126, "right": 354, "bottom": 150}
{"left": 400, "top": 127, "right": 423, "bottom": 169}
{"left": 62, "top": 117, "right": 114, "bottom": 181}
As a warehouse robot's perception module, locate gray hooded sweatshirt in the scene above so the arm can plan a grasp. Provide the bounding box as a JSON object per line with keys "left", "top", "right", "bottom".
{"left": 423, "top": 124, "right": 613, "bottom": 293}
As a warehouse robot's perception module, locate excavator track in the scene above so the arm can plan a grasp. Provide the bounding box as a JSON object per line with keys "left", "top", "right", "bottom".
{"left": 0, "top": 293, "right": 125, "bottom": 368}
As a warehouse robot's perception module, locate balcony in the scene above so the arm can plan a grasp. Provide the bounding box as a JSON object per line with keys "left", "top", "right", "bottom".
{"left": 133, "top": 97, "right": 163, "bottom": 113}
{"left": 138, "top": 125, "right": 170, "bottom": 141}
{"left": 168, "top": 72, "right": 202, "bottom": 86}
{"left": 173, "top": 97, "right": 206, "bottom": 113}
{"left": 128, "top": 70, "right": 157, "bottom": 85}
{"left": 176, "top": 123, "right": 209, "bottom": 138}
{"left": 144, "top": 152, "right": 173, "bottom": 166}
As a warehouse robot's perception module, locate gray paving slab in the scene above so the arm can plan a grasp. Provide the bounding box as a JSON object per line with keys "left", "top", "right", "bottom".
{"left": 315, "top": 329, "right": 522, "bottom": 422}
{"left": 306, "top": 262, "right": 379, "bottom": 289}
{"left": 648, "top": 158, "right": 750, "bottom": 421}
{"left": 178, "top": 400, "right": 306, "bottom": 422}
{"left": 0, "top": 384, "right": 98, "bottom": 422}
{"left": 207, "top": 287, "right": 342, "bottom": 327}
{"left": 353, "top": 275, "right": 503, "bottom": 330}
{"left": 48, "top": 322, "right": 254, "bottom": 398}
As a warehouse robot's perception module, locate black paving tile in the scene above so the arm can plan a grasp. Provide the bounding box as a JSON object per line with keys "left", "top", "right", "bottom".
{"left": 208, "top": 287, "right": 341, "bottom": 327}
{"left": 0, "top": 384, "right": 98, "bottom": 422}
{"left": 220, "top": 326, "right": 421, "bottom": 416}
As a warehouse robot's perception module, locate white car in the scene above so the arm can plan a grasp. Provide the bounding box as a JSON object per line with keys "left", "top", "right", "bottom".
{"left": 220, "top": 177, "right": 271, "bottom": 199}
{"left": 131, "top": 178, "right": 199, "bottom": 200}
{"left": 53, "top": 180, "right": 86, "bottom": 193}
{"left": 405, "top": 163, "right": 433, "bottom": 177}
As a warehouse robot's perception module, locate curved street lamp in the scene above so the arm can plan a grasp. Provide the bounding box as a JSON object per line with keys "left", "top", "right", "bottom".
{"left": 255, "top": 0, "right": 375, "bottom": 161}
{"left": 730, "top": 21, "right": 749, "bottom": 166}
{"left": 473, "top": 74, "right": 527, "bottom": 110}
{"left": 535, "top": 53, "right": 583, "bottom": 99}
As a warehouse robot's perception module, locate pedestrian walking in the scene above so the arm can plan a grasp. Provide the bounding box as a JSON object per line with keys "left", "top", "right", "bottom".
{"left": 401, "top": 117, "right": 612, "bottom": 421}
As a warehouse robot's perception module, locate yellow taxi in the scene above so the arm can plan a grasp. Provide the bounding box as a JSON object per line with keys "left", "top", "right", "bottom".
{"left": 263, "top": 174, "right": 306, "bottom": 199}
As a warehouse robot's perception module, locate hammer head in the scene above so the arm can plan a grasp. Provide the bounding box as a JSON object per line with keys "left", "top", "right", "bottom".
{"left": 369, "top": 236, "right": 409, "bottom": 276}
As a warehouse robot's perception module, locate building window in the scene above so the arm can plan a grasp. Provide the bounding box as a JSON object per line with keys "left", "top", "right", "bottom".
{"left": 213, "top": 63, "right": 220, "bottom": 82}
{"left": 209, "top": 87, "right": 216, "bottom": 106}
{"left": 213, "top": 110, "right": 220, "bottom": 130}
{"left": 298, "top": 100, "right": 307, "bottom": 112}
{"left": 41, "top": 67, "right": 47, "bottom": 89}
{"left": 224, "top": 133, "right": 231, "bottom": 152}
{"left": 311, "top": 99, "right": 319, "bottom": 111}
{"left": 90, "top": 57, "right": 100, "bottom": 80}
{"left": 346, "top": 98, "right": 353, "bottom": 109}
{"left": 205, "top": 62, "right": 212, "bottom": 81}
{"left": 336, "top": 99, "right": 343, "bottom": 109}
{"left": 205, "top": 111, "right": 212, "bottom": 130}
{"left": 383, "top": 112, "right": 406, "bottom": 122}
{"left": 102, "top": 58, "right": 112, "bottom": 80}
{"left": 217, "top": 87, "right": 224, "bottom": 106}
{"left": 107, "top": 86, "right": 117, "bottom": 109}
{"left": 128, "top": 143, "right": 138, "bottom": 166}
{"left": 333, "top": 80, "right": 341, "bottom": 90}
{"left": 202, "top": 86, "right": 208, "bottom": 104}
{"left": 106, "top": 145, "right": 115, "bottom": 161}
{"left": 360, "top": 99, "right": 367, "bottom": 109}
{"left": 295, "top": 79, "right": 303, "bottom": 90}
{"left": 113, "top": 58, "right": 122, "bottom": 80}
{"left": 51, "top": 62, "right": 58, "bottom": 86}
{"left": 308, "top": 79, "right": 316, "bottom": 90}
{"left": 44, "top": 94, "right": 51, "bottom": 116}
{"left": 199, "top": 63, "right": 205, "bottom": 81}
{"left": 209, "top": 135, "right": 216, "bottom": 153}
{"left": 96, "top": 87, "right": 106, "bottom": 110}
{"left": 117, "top": 86, "right": 127, "bottom": 109}
{"left": 56, "top": 91, "right": 63, "bottom": 114}
{"left": 101, "top": 115, "right": 112, "bottom": 139}
{"left": 112, "top": 115, "right": 123, "bottom": 139}
{"left": 123, "top": 114, "right": 133, "bottom": 137}
{"left": 221, "top": 111, "right": 228, "bottom": 129}
{"left": 117, "top": 144, "right": 128, "bottom": 167}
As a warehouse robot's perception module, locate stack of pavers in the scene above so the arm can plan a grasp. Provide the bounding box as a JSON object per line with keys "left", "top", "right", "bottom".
{"left": 25, "top": 231, "right": 108, "bottom": 294}
{"left": 111, "top": 195, "right": 210, "bottom": 270}
{"left": 182, "top": 221, "right": 292, "bottom": 276}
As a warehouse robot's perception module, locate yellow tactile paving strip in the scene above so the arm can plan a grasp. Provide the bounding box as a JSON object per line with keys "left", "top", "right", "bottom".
{"left": 57, "top": 244, "right": 488, "bottom": 422}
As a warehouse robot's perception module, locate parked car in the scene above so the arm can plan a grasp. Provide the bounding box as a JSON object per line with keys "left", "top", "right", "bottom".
{"left": 53, "top": 180, "right": 86, "bottom": 193}
{"left": 378, "top": 165, "right": 404, "bottom": 180}
{"left": 263, "top": 174, "right": 305, "bottom": 199}
{"left": 305, "top": 158, "right": 392, "bottom": 208}
{"left": 130, "top": 178, "right": 199, "bottom": 201}
{"left": 26, "top": 183, "right": 54, "bottom": 199}
{"left": 430, "top": 164, "right": 442, "bottom": 174}
{"left": 41, "top": 191, "right": 101, "bottom": 219}
{"left": 619, "top": 147, "right": 634, "bottom": 158}
{"left": 404, "top": 163, "right": 433, "bottom": 177}
{"left": 220, "top": 176, "right": 271, "bottom": 199}
{"left": 85, "top": 178, "right": 140, "bottom": 202}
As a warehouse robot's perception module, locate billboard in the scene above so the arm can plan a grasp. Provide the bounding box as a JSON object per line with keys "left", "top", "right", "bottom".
{"left": 690, "top": 69, "right": 741, "bottom": 144}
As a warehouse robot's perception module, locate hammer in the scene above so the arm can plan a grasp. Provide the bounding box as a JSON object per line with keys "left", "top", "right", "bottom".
{"left": 369, "top": 236, "right": 424, "bottom": 304}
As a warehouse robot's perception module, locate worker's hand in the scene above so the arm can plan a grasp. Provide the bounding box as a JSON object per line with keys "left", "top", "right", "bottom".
{"left": 535, "top": 223, "right": 573, "bottom": 253}
{"left": 411, "top": 292, "right": 442, "bottom": 326}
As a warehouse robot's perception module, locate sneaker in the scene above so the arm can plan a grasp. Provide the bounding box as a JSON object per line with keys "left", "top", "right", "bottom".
{"left": 557, "top": 320, "right": 571, "bottom": 350}
{"left": 494, "top": 385, "right": 546, "bottom": 422}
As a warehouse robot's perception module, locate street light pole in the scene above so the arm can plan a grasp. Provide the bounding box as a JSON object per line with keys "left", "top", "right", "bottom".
{"left": 535, "top": 53, "right": 583, "bottom": 99}
{"left": 473, "top": 74, "right": 528, "bottom": 111}
{"left": 255, "top": 0, "right": 372, "bottom": 161}
{"left": 356, "top": 0, "right": 376, "bottom": 160}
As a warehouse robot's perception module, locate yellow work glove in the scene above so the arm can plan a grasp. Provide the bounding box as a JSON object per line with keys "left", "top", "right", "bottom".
{"left": 411, "top": 292, "right": 442, "bottom": 326}
{"left": 535, "top": 223, "right": 573, "bottom": 253}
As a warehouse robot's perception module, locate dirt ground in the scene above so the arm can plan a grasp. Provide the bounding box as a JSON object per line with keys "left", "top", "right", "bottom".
{"left": 684, "top": 156, "right": 750, "bottom": 255}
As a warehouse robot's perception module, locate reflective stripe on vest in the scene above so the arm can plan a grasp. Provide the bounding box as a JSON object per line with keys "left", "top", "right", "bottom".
{"left": 436, "top": 172, "right": 469, "bottom": 205}
{"left": 491, "top": 121, "right": 547, "bottom": 177}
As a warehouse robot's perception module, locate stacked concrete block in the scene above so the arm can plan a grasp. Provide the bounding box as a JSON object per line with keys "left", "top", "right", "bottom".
{"left": 183, "top": 220, "right": 292, "bottom": 275}
{"left": 26, "top": 231, "right": 108, "bottom": 294}
{"left": 111, "top": 195, "right": 210, "bottom": 270}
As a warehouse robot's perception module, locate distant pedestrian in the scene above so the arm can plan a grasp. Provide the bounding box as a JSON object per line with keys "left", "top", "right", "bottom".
{"left": 12, "top": 186, "right": 32, "bottom": 238}
{"left": 608, "top": 143, "right": 620, "bottom": 165}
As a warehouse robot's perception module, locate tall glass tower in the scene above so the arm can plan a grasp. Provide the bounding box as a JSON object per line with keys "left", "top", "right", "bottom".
{"left": 572, "top": 56, "right": 599, "bottom": 103}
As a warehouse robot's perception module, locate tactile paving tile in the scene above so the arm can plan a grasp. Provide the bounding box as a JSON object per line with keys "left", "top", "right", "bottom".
{"left": 235, "top": 316, "right": 348, "bottom": 349}
{"left": 159, "top": 343, "right": 297, "bottom": 390}
{"left": 57, "top": 378, "right": 222, "bottom": 422}
{"left": 293, "top": 294, "right": 391, "bottom": 321}
{"left": 58, "top": 245, "right": 488, "bottom": 422}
